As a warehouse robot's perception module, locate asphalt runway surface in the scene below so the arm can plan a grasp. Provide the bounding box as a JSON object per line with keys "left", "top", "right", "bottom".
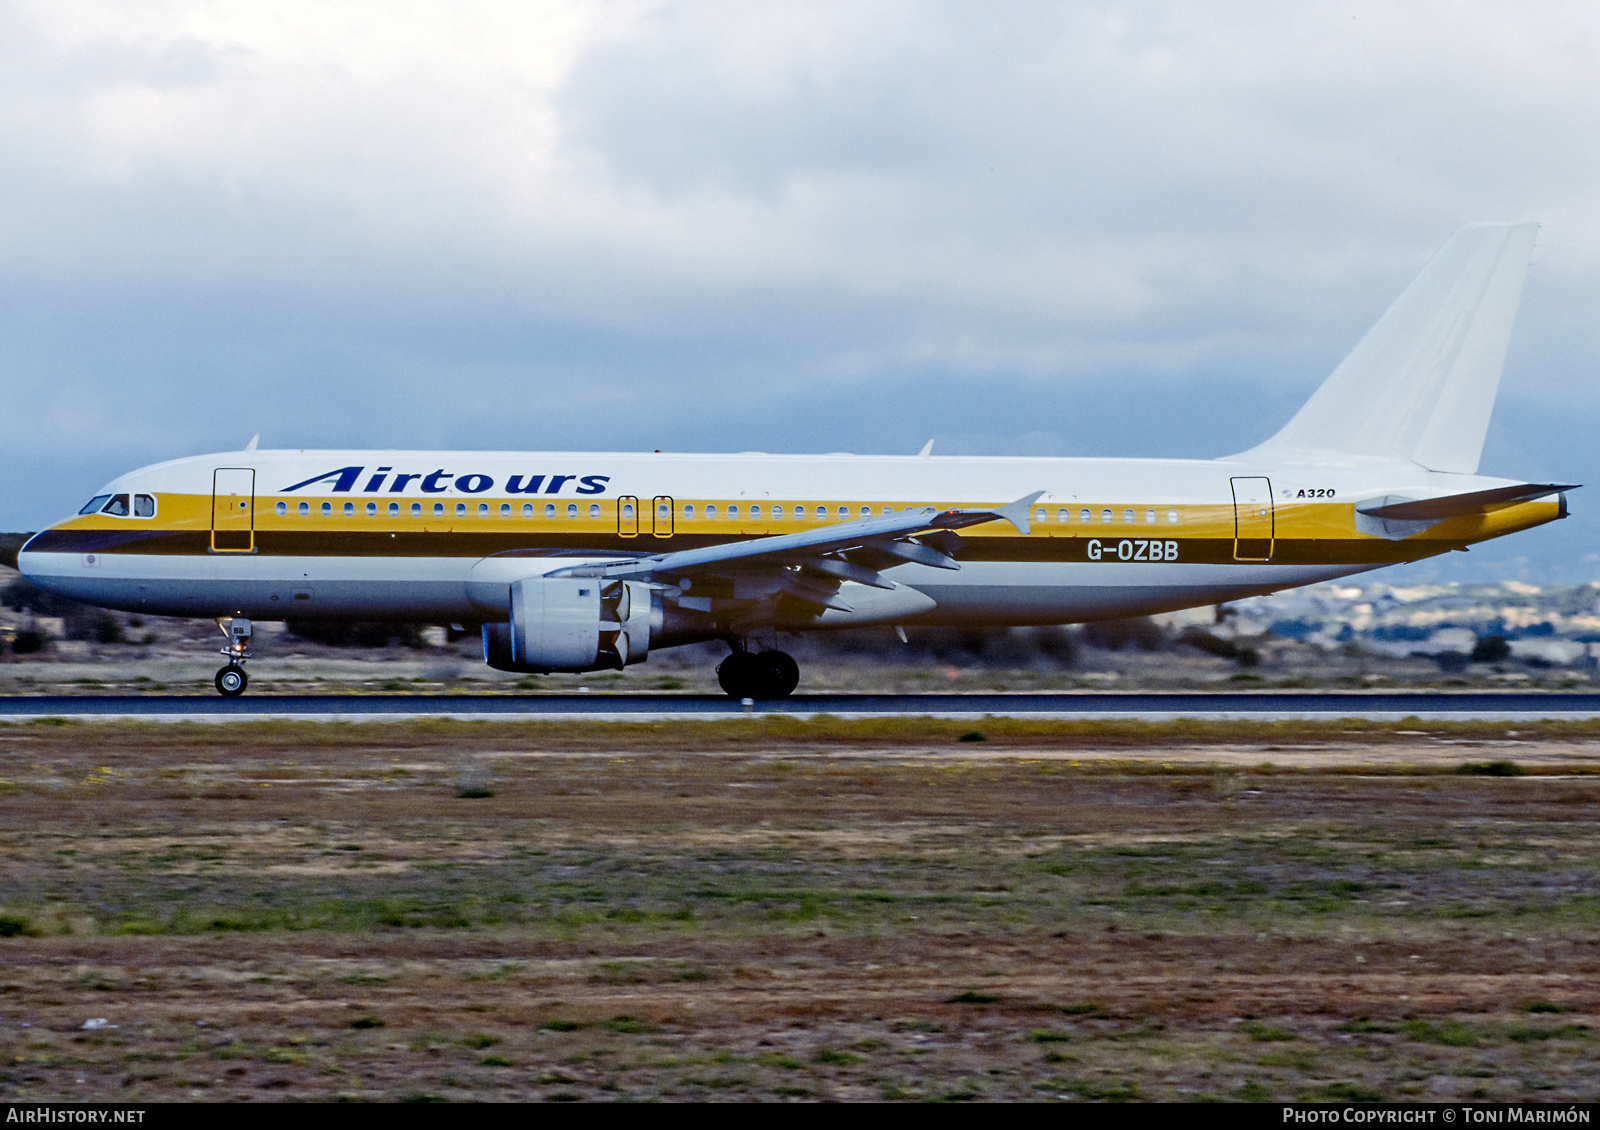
{"left": 2, "top": 691, "right": 1600, "bottom": 721}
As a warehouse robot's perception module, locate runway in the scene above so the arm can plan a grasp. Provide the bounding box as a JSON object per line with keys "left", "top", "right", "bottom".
{"left": 2, "top": 691, "right": 1600, "bottom": 722}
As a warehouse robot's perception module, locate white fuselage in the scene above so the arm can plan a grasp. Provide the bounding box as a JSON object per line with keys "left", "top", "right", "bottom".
{"left": 17, "top": 448, "right": 1546, "bottom": 630}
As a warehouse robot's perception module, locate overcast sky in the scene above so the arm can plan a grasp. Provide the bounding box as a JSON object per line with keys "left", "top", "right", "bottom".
{"left": 3, "top": 0, "right": 1597, "bottom": 580}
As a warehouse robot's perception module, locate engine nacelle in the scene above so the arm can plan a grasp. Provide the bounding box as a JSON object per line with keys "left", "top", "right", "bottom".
{"left": 483, "top": 578, "right": 654, "bottom": 673}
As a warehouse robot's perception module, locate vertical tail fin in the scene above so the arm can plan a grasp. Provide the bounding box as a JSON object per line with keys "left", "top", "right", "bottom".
{"left": 1240, "top": 222, "right": 1538, "bottom": 473}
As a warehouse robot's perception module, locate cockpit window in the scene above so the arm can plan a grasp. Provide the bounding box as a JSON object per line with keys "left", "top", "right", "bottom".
{"left": 80, "top": 493, "right": 154, "bottom": 518}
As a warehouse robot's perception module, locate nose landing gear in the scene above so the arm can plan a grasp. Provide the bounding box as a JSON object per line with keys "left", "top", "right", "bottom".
{"left": 716, "top": 647, "right": 800, "bottom": 700}
{"left": 215, "top": 664, "right": 248, "bottom": 696}
{"left": 214, "top": 617, "right": 253, "bottom": 697}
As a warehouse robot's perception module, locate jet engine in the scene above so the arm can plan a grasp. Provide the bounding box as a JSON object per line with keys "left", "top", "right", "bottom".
{"left": 483, "top": 577, "right": 655, "bottom": 673}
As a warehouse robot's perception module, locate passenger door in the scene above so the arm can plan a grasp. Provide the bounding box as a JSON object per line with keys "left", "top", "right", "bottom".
{"left": 211, "top": 468, "right": 256, "bottom": 553}
{"left": 1230, "top": 477, "right": 1274, "bottom": 561}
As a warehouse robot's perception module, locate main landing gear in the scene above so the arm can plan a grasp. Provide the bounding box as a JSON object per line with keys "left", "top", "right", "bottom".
{"left": 716, "top": 648, "right": 800, "bottom": 700}
{"left": 214, "top": 617, "right": 253, "bottom": 698}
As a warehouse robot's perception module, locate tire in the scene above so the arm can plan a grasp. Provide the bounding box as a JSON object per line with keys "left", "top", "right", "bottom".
{"left": 716, "top": 651, "right": 761, "bottom": 698}
{"left": 753, "top": 650, "right": 800, "bottom": 699}
{"left": 215, "top": 665, "right": 248, "bottom": 697}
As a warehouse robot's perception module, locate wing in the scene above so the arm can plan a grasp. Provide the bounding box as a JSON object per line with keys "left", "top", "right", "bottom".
{"left": 563, "top": 492, "right": 1044, "bottom": 624}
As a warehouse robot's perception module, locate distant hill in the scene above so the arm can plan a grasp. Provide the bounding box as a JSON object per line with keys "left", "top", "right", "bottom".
{"left": 0, "top": 533, "right": 34, "bottom": 571}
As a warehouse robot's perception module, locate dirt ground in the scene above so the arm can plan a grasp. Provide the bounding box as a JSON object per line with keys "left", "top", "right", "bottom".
{"left": 2, "top": 718, "right": 1599, "bottom": 1102}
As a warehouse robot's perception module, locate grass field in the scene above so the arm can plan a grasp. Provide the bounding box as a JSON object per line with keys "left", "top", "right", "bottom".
{"left": 2, "top": 717, "right": 1599, "bottom": 1102}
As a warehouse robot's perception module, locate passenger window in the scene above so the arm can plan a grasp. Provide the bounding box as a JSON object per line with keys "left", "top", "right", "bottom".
{"left": 1100, "top": 509, "right": 1112, "bottom": 523}
{"left": 706, "top": 504, "right": 718, "bottom": 519}
{"left": 102, "top": 494, "right": 130, "bottom": 516}
{"left": 1167, "top": 510, "right": 1178, "bottom": 524}
{"left": 477, "top": 503, "right": 488, "bottom": 517}
{"left": 656, "top": 503, "right": 668, "bottom": 519}
{"left": 500, "top": 503, "right": 511, "bottom": 517}
{"left": 566, "top": 503, "right": 577, "bottom": 518}
{"left": 750, "top": 505, "right": 761, "bottom": 518}
{"left": 321, "top": 502, "right": 332, "bottom": 516}
{"left": 412, "top": 502, "right": 422, "bottom": 516}
{"left": 523, "top": 503, "right": 534, "bottom": 517}
{"left": 275, "top": 501, "right": 287, "bottom": 516}
{"left": 1123, "top": 509, "right": 1133, "bottom": 523}
{"left": 588, "top": 503, "right": 599, "bottom": 518}
{"left": 297, "top": 501, "right": 309, "bottom": 516}
{"left": 366, "top": 502, "right": 377, "bottom": 516}
{"left": 1145, "top": 509, "right": 1155, "bottom": 524}
{"left": 772, "top": 505, "right": 783, "bottom": 519}
{"left": 135, "top": 495, "right": 156, "bottom": 518}
{"left": 1080, "top": 508, "right": 1090, "bottom": 523}
{"left": 1036, "top": 508, "right": 1047, "bottom": 523}
{"left": 79, "top": 495, "right": 112, "bottom": 515}
{"left": 434, "top": 502, "right": 445, "bottom": 517}
{"left": 1057, "top": 508, "right": 1069, "bottom": 523}
{"left": 683, "top": 504, "right": 695, "bottom": 518}
{"left": 388, "top": 502, "right": 400, "bottom": 516}
{"left": 343, "top": 502, "right": 354, "bottom": 516}
{"left": 838, "top": 506, "right": 849, "bottom": 519}
{"left": 882, "top": 506, "right": 891, "bottom": 516}
{"left": 816, "top": 506, "right": 827, "bottom": 519}
{"left": 456, "top": 503, "right": 466, "bottom": 516}
{"left": 622, "top": 503, "right": 635, "bottom": 520}
{"left": 860, "top": 506, "right": 870, "bottom": 518}
{"left": 545, "top": 503, "right": 556, "bottom": 518}
{"left": 728, "top": 504, "right": 739, "bottom": 519}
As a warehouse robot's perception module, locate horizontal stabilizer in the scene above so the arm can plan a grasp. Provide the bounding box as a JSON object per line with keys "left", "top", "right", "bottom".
{"left": 1357, "top": 483, "right": 1576, "bottom": 521}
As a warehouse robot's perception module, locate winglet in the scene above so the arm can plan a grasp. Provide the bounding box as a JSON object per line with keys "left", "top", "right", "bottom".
{"left": 993, "top": 491, "right": 1045, "bottom": 534}
{"left": 935, "top": 491, "right": 1045, "bottom": 534}
{"left": 244, "top": 434, "right": 260, "bottom": 452}
{"left": 917, "top": 438, "right": 935, "bottom": 457}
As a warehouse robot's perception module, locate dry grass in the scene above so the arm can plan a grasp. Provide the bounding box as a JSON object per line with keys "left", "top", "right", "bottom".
{"left": 2, "top": 720, "right": 1600, "bottom": 1102}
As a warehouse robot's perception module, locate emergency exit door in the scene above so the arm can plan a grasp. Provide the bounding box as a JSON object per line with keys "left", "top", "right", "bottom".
{"left": 617, "top": 495, "right": 640, "bottom": 537}
{"left": 1230, "top": 477, "right": 1274, "bottom": 562}
{"left": 211, "top": 468, "right": 256, "bottom": 553}
{"left": 652, "top": 495, "right": 674, "bottom": 538}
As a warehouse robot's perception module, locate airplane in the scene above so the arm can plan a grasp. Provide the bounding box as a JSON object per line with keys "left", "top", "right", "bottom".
{"left": 12, "top": 221, "right": 1574, "bottom": 698}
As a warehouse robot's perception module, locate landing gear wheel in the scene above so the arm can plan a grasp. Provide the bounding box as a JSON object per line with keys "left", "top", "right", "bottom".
{"left": 717, "top": 650, "right": 800, "bottom": 700}
{"left": 215, "top": 664, "right": 248, "bottom": 697}
{"left": 716, "top": 651, "right": 761, "bottom": 698}
{"left": 753, "top": 650, "right": 799, "bottom": 699}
